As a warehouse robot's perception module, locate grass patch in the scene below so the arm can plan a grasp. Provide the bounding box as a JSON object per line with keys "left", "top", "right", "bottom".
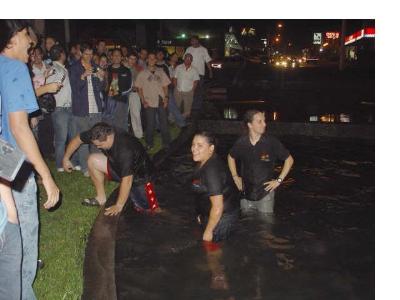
{"left": 33, "top": 125, "right": 180, "bottom": 299}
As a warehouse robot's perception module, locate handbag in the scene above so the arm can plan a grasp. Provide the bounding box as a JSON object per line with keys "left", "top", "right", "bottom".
{"left": 38, "top": 93, "right": 56, "bottom": 114}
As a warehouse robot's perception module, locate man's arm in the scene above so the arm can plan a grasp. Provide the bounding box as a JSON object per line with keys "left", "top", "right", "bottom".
{"left": 192, "top": 80, "right": 199, "bottom": 92}
{"left": 203, "top": 195, "right": 224, "bottom": 241}
{"left": 264, "top": 154, "right": 294, "bottom": 192}
{"left": 62, "top": 135, "right": 84, "bottom": 172}
{"left": 104, "top": 175, "right": 133, "bottom": 216}
{"left": 162, "top": 85, "right": 169, "bottom": 108}
{"left": 227, "top": 154, "right": 243, "bottom": 191}
{"left": 9, "top": 111, "right": 59, "bottom": 209}
{"left": 137, "top": 87, "right": 148, "bottom": 108}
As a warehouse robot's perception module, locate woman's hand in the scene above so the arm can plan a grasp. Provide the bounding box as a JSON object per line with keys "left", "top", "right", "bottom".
{"left": 203, "top": 230, "right": 213, "bottom": 242}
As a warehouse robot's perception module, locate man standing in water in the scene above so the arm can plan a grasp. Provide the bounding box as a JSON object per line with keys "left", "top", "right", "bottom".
{"left": 228, "top": 109, "right": 294, "bottom": 216}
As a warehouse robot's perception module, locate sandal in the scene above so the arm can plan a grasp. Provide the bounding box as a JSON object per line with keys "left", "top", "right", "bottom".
{"left": 82, "top": 198, "right": 101, "bottom": 207}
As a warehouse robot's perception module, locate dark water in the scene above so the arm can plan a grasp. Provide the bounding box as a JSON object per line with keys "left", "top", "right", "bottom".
{"left": 114, "top": 133, "right": 374, "bottom": 300}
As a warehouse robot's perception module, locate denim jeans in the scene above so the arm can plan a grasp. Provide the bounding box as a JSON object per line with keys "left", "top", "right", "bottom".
{"left": 0, "top": 222, "right": 22, "bottom": 300}
{"left": 13, "top": 175, "right": 38, "bottom": 300}
{"left": 71, "top": 114, "right": 102, "bottom": 173}
{"left": 51, "top": 107, "right": 73, "bottom": 169}
{"left": 168, "top": 88, "right": 186, "bottom": 127}
{"left": 202, "top": 210, "right": 239, "bottom": 242}
{"left": 144, "top": 106, "right": 171, "bottom": 147}
{"left": 103, "top": 96, "right": 129, "bottom": 132}
{"left": 240, "top": 190, "right": 275, "bottom": 214}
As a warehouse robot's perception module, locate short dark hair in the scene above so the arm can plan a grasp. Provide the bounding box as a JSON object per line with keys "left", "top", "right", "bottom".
{"left": 33, "top": 45, "right": 44, "bottom": 55}
{"left": 111, "top": 48, "right": 122, "bottom": 55}
{"left": 50, "top": 44, "right": 65, "bottom": 61}
{"left": 97, "top": 39, "right": 106, "bottom": 45}
{"left": 243, "top": 109, "right": 263, "bottom": 126}
{"left": 89, "top": 122, "right": 114, "bottom": 142}
{"left": 194, "top": 131, "right": 217, "bottom": 149}
{"left": 80, "top": 42, "right": 93, "bottom": 53}
{"left": 0, "top": 19, "right": 32, "bottom": 52}
{"left": 191, "top": 35, "right": 199, "bottom": 41}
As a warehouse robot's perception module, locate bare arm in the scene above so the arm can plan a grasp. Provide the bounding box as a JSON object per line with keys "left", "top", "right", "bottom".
{"left": 35, "top": 82, "right": 62, "bottom": 97}
{"left": 203, "top": 195, "right": 224, "bottom": 241}
{"left": 264, "top": 154, "right": 294, "bottom": 192}
{"left": 0, "top": 181, "right": 18, "bottom": 223}
{"left": 9, "top": 111, "right": 59, "bottom": 209}
{"left": 192, "top": 80, "right": 199, "bottom": 92}
{"left": 162, "top": 85, "right": 169, "bottom": 108}
{"left": 137, "top": 87, "right": 148, "bottom": 108}
{"left": 227, "top": 154, "right": 243, "bottom": 191}
{"left": 62, "top": 135, "right": 84, "bottom": 172}
{"left": 104, "top": 175, "right": 133, "bottom": 216}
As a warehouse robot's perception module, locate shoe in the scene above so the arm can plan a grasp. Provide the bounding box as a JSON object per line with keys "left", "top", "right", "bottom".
{"left": 83, "top": 171, "right": 90, "bottom": 177}
{"left": 57, "top": 168, "right": 64, "bottom": 172}
{"left": 81, "top": 197, "right": 101, "bottom": 206}
{"left": 37, "top": 259, "right": 45, "bottom": 270}
{"left": 73, "top": 165, "right": 81, "bottom": 171}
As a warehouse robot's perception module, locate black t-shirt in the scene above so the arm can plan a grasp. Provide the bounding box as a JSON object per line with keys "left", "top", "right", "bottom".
{"left": 191, "top": 155, "right": 240, "bottom": 218}
{"left": 229, "top": 134, "right": 290, "bottom": 201}
{"left": 80, "top": 128, "right": 153, "bottom": 184}
{"left": 107, "top": 65, "right": 132, "bottom": 101}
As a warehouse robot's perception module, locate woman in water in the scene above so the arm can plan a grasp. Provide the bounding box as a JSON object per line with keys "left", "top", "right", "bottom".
{"left": 191, "top": 131, "right": 240, "bottom": 242}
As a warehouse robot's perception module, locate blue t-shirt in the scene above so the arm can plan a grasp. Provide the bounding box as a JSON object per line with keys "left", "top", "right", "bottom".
{"left": 0, "top": 55, "right": 38, "bottom": 234}
{"left": 0, "top": 55, "right": 38, "bottom": 147}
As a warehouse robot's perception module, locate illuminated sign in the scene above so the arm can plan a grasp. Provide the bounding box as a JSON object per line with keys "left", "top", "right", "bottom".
{"left": 313, "top": 33, "right": 322, "bottom": 44}
{"left": 325, "top": 32, "right": 340, "bottom": 39}
{"left": 241, "top": 27, "right": 256, "bottom": 36}
{"left": 345, "top": 27, "right": 375, "bottom": 45}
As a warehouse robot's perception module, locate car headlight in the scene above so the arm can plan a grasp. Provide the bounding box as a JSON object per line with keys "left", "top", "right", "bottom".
{"left": 211, "top": 63, "right": 222, "bottom": 69}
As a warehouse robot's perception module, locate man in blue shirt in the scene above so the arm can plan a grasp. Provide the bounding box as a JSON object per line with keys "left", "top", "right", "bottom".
{"left": 0, "top": 20, "right": 60, "bottom": 300}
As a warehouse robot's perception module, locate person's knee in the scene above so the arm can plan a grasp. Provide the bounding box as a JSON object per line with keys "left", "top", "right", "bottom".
{"left": 87, "top": 153, "right": 107, "bottom": 173}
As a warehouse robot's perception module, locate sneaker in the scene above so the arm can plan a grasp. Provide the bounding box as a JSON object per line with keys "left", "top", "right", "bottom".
{"left": 83, "top": 171, "right": 90, "bottom": 177}
{"left": 57, "top": 168, "right": 64, "bottom": 172}
{"left": 73, "top": 165, "right": 81, "bottom": 171}
{"left": 37, "top": 259, "right": 45, "bottom": 270}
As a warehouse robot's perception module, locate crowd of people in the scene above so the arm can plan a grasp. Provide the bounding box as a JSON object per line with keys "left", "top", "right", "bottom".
{"left": 0, "top": 20, "right": 294, "bottom": 300}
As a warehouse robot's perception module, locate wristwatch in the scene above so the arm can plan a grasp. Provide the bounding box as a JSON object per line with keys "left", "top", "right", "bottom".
{"left": 276, "top": 177, "right": 283, "bottom": 183}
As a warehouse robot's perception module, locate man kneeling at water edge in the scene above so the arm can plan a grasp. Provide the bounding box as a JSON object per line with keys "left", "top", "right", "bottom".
{"left": 63, "top": 122, "right": 160, "bottom": 216}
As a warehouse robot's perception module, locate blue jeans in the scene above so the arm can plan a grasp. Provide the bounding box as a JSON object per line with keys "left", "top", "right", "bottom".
{"left": 51, "top": 107, "right": 73, "bottom": 169}
{"left": 71, "top": 114, "right": 102, "bottom": 173}
{"left": 144, "top": 106, "right": 171, "bottom": 147}
{"left": 0, "top": 222, "right": 22, "bottom": 300}
{"left": 202, "top": 210, "right": 239, "bottom": 242}
{"left": 13, "top": 175, "right": 38, "bottom": 300}
{"left": 168, "top": 88, "right": 186, "bottom": 127}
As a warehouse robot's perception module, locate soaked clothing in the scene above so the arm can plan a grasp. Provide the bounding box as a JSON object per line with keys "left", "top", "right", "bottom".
{"left": 192, "top": 155, "right": 240, "bottom": 241}
{"left": 229, "top": 134, "right": 290, "bottom": 201}
{"left": 80, "top": 128, "right": 158, "bottom": 210}
{"left": 81, "top": 128, "right": 153, "bottom": 184}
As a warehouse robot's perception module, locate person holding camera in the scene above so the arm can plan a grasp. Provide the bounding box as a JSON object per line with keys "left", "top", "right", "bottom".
{"left": 69, "top": 42, "right": 105, "bottom": 176}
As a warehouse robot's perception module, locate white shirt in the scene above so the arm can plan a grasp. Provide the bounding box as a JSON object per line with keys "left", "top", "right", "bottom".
{"left": 173, "top": 64, "right": 200, "bottom": 92}
{"left": 184, "top": 45, "right": 211, "bottom": 76}
{"left": 87, "top": 76, "right": 98, "bottom": 113}
{"left": 46, "top": 61, "right": 72, "bottom": 108}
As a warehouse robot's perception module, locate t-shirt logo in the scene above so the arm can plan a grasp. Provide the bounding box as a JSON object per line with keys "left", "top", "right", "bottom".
{"left": 260, "top": 152, "right": 270, "bottom": 162}
{"left": 192, "top": 179, "right": 201, "bottom": 188}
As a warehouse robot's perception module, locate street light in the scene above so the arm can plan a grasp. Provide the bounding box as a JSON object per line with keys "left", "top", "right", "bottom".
{"left": 275, "top": 37, "right": 280, "bottom": 42}
{"left": 277, "top": 23, "right": 283, "bottom": 29}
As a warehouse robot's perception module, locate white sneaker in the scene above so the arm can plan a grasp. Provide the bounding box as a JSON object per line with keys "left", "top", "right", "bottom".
{"left": 73, "top": 165, "right": 81, "bottom": 171}
{"left": 57, "top": 168, "right": 64, "bottom": 172}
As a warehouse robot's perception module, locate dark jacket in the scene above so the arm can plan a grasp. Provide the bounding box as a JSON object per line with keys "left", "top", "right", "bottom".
{"left": 69, "top": 60, "right": 104, "bottom": 117}
{"left": 106, "top": 65, "right": 132, "bottom": 102}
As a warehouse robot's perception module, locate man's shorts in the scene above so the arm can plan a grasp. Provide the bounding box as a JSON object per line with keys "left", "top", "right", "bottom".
{"left": 106, "top": 160, "right": 159, "bottom": 212}
{"left": 240, "top": 190, "right": 275, "bottom": 214}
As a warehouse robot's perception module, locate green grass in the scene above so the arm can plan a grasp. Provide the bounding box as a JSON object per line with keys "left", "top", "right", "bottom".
{"left": 33, "top": 126, "right": 181, "bottom": 299}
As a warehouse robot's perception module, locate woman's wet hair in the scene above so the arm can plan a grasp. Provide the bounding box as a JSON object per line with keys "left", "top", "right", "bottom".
{"left": 243, "top": 109, "right": 263, "bottom": 126}
{"left": 194, "top": 131, "right": 217, "bottom": 149}
{"left": 89, "top": 122, "right": 114, "bottom": 142}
